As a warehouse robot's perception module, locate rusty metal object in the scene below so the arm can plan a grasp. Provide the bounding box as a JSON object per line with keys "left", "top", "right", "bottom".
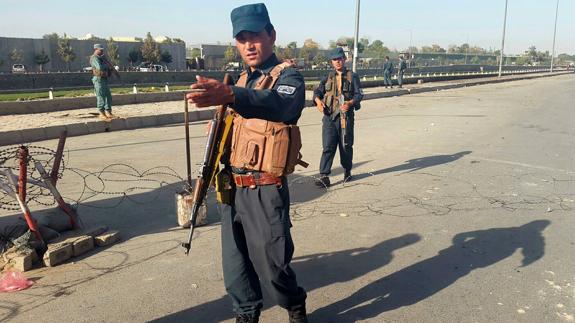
{"left": 17, "top": 146, "right": 28, "bottom": 203}
{"left": 50, "top": 130, "right": 67, "bottom": 185}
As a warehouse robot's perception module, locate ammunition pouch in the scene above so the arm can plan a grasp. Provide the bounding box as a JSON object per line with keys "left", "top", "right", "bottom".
{"left": 230, "top": 61, "right": 308, "bottom": 176}
{"left": 215, "top": 168, "right": 234, "bottom": 205}
{"left": 229, "top": 117, "right": 306, "bottom": 177}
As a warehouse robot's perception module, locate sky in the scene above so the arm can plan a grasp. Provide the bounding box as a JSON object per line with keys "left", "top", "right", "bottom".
{"left": 1, "top": 0, "right": 573, "bottom": 55}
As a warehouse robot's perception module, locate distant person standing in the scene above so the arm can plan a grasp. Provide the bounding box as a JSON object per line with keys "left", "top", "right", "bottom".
{"left": 90, "top": 44, "right": 118, "bottom": 120}
{"left": 313, "top": 47, "right": 364, "bottom": 187}
{"left": 383, "top": 56, "right": 394, "bottom": 88}
{"left": 397, "top": 55, "right": 407, "bottom": 88}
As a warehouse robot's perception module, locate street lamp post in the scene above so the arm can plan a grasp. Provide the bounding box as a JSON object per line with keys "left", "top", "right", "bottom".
{"left": 550, "top": 0, "right": 559, "bottom": 72}
{"left": 498, "top": 0, "right": 509, "bottom": 77}
{"left": 352, "top": 0, "right": 361, "bottom": 72}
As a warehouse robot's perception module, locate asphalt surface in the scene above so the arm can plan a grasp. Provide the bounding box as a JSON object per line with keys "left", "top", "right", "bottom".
{"left": 0, "top": 73, "right": 574, "bottom": 323}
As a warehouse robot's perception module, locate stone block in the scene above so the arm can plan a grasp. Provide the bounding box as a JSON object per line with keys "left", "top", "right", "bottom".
{"left": 3, "top": 250, "right": 37, "bottom": 272}
{"left": 82, "top": 226, "right": 109, "bottom": 237}
{"left": 66, "top": 235, "right": 94, "bottom": 257}
{"left": 94, "top": 230, "right": 121, "bottom": 247}
{"left": 43, "top": 243, "right": 73, "bottom": 267}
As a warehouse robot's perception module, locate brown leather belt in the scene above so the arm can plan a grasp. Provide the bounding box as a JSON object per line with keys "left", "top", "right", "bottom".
{"left": 232, "top": 173, "right": 283, "bottom": 188}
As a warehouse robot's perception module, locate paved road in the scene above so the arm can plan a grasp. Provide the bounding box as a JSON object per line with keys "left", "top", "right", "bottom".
{"left": 1, "top": 74, "right": 574, "bottom": 323}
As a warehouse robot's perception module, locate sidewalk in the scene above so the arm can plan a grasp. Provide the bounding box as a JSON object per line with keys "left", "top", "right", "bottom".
{"left": 0, "top": 71, "right": 571, "bottom": 146}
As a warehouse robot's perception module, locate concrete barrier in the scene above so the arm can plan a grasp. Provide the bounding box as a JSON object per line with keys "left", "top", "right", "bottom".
{"left": 0, "top": 91, "right": 187, "bottom": 116}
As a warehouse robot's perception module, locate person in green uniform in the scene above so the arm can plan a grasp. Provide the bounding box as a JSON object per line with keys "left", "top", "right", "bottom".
{"left": 383, "top": 56, "right": 394, "bottom": 88}
{"left": 90, "top": 44, "right": 117, "bottom": 120}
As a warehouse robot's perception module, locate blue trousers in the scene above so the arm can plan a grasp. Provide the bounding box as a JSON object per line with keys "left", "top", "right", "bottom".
{"left": 319, "top": 113, "right": 355, "bottom": 176}
{"left": 219, "top": 178, "right": 307, "bottom": 315}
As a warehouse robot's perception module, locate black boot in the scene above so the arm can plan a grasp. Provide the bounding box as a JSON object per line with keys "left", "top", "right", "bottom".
{"left": 344, "top": 170, "right": 352, "bottom": 181}
{"left": 315, "top": 176, "right": 330, "bottom": 188}
{"left": 236, "top": 312, "right": 259, "bottom": 323}
{"left": 288, "top": 304, "right": 308, "bottom": 323}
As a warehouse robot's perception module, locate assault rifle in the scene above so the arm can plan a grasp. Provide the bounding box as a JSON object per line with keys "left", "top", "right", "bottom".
{"left": 339, "top": 94, "right": 347, "bottom": 148}
{"left": 182, "top": 74, "right": 235, "bottom": 255}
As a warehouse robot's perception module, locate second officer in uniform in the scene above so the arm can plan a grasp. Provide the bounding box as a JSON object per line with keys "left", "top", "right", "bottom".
{"left": 314, "top": 47, "right": 363, "bottom": 187}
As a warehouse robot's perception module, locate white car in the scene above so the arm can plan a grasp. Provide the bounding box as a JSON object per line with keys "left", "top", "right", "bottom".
{"left": 11, "top": 64, "right": 26, "bottom": 73}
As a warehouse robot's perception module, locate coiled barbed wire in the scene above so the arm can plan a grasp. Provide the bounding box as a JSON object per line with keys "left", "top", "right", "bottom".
{"left": 0, "top": 144, "right": 186, "bottom": 212}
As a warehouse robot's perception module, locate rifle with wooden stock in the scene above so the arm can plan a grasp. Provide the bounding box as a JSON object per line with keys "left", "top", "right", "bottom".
{"left": 181, "top": 73, "right": 234, "bottom": 255}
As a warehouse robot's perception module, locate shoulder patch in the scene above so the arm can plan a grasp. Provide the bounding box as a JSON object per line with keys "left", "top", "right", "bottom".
{"left": 277, "top": 85, "right": 296, "bottom": 95}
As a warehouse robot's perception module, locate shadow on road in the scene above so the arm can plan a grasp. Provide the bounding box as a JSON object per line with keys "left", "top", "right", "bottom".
{"left": 310, "top": 220, "right": 550, "bottom": 322}
{"left": 348, "top": 151, "right": 472, "bottom": 183}
{"left": 149, "top": 233, "right": 421, "bottom": 323}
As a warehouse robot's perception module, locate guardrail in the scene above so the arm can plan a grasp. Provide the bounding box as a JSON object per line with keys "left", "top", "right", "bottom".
{"left": 0, "top": 64, "right": 564, "bottom": 92}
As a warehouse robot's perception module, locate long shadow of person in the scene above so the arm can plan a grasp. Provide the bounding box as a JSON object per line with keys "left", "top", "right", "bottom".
{"left": 310, "top": 220, "right": 550, "bottom": 322}
{"left": 149, "top": 233, "right": 421, "bottom": 322}
{"left": 350, "top": 151, "right": 472, "bottom": 182}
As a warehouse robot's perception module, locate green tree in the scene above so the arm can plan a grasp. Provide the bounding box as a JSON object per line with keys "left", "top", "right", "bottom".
{"left": 188, "top": 48, "right": 201, "bottom": 58}
{"left": 313, "top": 52, "right": 328, "bottom": 67}
{"left": 431, "top": 44, "right": 446, "bottom": 53}
{"left": 34, "top": 50, "right": 50, "bottom": 72}
{"left": 162, "top": 37, "right": 173, "bottom": 44}
{"left": 299, "top": 38, "right": 319, "bottom": 63}
{"left": 160, "top": 50, "right": 173, "bottom": 64}
{"left": 172, "top": 38, "right": 185, "bottom": 43}
{"left": 107, "top": 38, "right": 120, "bottom": 66}
{"left": 10, "top": 49, "right": 24, "bottom": 63}
{"left": 283, "top": 44, "right": 296, "bottom": 59}
{"left": 470, "top": 56, "right": 481, "bottom": 65}
{"left": 42, "top": 33, "right": 60, "bottom": 40}
{"left": 127, "top": 47, "right": 142, "bottom": 67}
{"left": 224, "top": 45, "right": 237, "bottom": 64}
{"left": 141, "top": 32, "right": 161, "bottom": 63}
{"left": 365, "top": 40, "right": 389, "bottom": 58}
{"left": 336, "top": 37, "right": 365, "bottom": 54}
{"left": 57, "top": 38, "right": 76, "bottom": 71}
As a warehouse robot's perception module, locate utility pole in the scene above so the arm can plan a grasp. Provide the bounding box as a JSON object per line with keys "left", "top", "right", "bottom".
{"left": 409, "top": 29, "right": 413, "bottom": 68}
{"left": 352, "top": 0, "right": 361, "bottom": 72}
{"left": 498, "top": 0, "right": 509, "bottom": 77}
{"left": 465, "top": 34, "right": 469, "bottom": 65}
{"left": 550, "top": 0, "right": 559, "bottom": 72}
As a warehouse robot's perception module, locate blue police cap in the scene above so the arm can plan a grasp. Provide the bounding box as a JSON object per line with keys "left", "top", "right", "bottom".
{"left": 230, "top": 3, "right": 271, "bottom": 38}
{"left": 329, "top": 47, "right": 345, "bottom": 60}
{"left": 94, "top": 44, "right": 104, "bottom": 50}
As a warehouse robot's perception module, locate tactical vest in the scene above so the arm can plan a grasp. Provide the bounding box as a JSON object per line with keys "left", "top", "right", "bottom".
{"left": 91, "top": 55, "right": 109, "bottom": 78}
{"left": 229, "top": 62, "right": 307, "bottom": 177}
{"left": 324, "top": 70, "right": 354, "bottom": 114}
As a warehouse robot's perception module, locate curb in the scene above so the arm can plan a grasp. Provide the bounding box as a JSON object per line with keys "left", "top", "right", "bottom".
{"left": 0, "top": 71, "right": 572, "bottom": 147}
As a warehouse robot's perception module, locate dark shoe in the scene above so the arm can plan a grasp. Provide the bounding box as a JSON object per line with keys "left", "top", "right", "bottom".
{"left": 344, "top": 170, "right": 352, "bottom": 181}
{"left": 315, "top": 176, "right": 330, "bottom": 188}
{"left": 288, "top": 304, "right": 308, "bottom": 323}
{"left": 105, "top": 111, "right": 118, "bottom": 119}
{"left": 236, "top": 313, "right": 259, "bottom": 323}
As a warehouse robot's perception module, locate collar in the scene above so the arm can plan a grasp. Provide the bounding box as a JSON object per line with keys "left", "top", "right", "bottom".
{"left": 246, "top": 54, "right": 280, "bottom": 77}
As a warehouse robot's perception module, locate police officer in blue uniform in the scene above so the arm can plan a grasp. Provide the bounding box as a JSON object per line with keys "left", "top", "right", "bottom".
{"left": 186, "top": 3, "right": 308, "bottom": 323}
{"left": 383, "top": 55, "right": 394, "bottom": 88}
{"left": 313, "top": 47, "right": 363, "bottom": 187}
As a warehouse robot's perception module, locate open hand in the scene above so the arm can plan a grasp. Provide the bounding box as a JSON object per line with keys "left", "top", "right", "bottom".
{"left": 186, "top": 75, "right": 234, "bottom": 108}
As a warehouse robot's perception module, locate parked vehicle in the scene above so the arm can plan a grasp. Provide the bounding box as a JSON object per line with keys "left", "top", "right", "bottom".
{"left": 138, "top": 63, "right": 168, "bottom": 72}
{"left": 11, "top": 64, "right": 26, "bottom": 73}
